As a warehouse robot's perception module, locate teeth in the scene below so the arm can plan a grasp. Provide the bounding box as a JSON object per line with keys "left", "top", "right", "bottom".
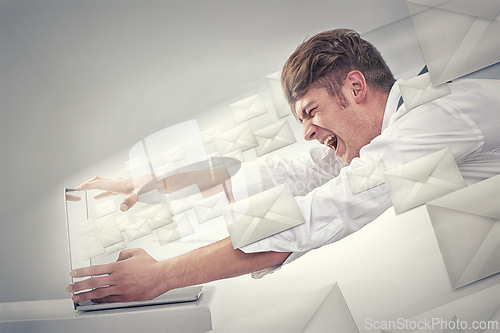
{"left": 324, "top": 134, "right": 336, "bottom": 147}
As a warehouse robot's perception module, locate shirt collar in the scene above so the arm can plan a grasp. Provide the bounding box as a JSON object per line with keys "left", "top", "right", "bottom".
{"left": 381, "top": 79, "right": 404, "bottom": 132}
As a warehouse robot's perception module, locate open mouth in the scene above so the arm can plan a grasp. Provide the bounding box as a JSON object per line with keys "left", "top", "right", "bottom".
{"left": 324, "top": 134, "right": 338, "bottom": 151}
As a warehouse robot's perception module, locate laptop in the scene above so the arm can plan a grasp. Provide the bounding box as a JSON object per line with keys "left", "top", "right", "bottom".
{"left": 64, "top": 187, "right": 203, "bottom": 311}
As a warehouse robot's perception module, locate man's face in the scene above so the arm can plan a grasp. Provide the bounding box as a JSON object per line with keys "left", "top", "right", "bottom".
{"left": 295, "top": 85, "right": 377, "bottom": 165}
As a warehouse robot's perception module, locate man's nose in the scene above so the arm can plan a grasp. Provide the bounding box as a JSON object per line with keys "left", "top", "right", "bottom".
{"left": 303, "top": 120, "right": 317, "bottom": 141}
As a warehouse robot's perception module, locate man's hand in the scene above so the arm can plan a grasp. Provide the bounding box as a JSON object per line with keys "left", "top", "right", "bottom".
{"left": 76, "top": 176, "right": 140, "bottom": 211}
{"left": 67, "top": 248, "right": 165, "bottom": 303}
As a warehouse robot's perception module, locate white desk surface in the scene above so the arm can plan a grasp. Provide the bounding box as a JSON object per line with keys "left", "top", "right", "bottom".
{"left": 0, "top": 286, "right": 214, "bottom": 333}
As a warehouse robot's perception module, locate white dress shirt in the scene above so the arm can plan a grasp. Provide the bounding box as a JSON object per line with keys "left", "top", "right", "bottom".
{"left": 231, "top": 78, "right": 500, "bottom": 277}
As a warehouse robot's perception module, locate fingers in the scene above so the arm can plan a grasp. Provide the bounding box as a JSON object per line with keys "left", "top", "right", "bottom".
{"left": 117, "top": 249, "right": 135, "bottom": 261}
{"left": 70, "top": 262, "right": 115, "bottom": 278}
{"left": 73, "top": 285, "right": 119, "bottom": 303}
{"left": 120, "top": 192, "right": 138, "bottom": 212}
{"left": 76, "top": 176, "right": 132, "bottom": 195}
{"left": 92, "top": 191, "right": 116, "bottom": 200}
{"left": 117, "top": 248, "right": 144, "bottom": 261}
{"left": 67, "top": 248, "right": 159, "bottom": 303}
{"left": 68, "top": 274, "right": 112, "bottom": 297}
{"left": 65, "top": 193, "right": 82, "bottom": 201}
{"left": 68, "top": 263, "right": 121, "bottom": 302}
{"left": 75, "top": 176, "right": 102, "bottom": 190}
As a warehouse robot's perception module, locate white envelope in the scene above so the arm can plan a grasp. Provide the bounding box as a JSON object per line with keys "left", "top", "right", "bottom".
{"left": 115, "top": 214, "right": 133, "bottom": 232}
{"left": 230, "top": 94, "right": 268, "bottom": 124}
{"left": 200, "top": 126, "right": 219, "bottom": 145}
{"left": 168, "top": 184, "right": 203, "bottom": 215}
{"left": 161, "top": 147, "right": 185, "bottom": 164}
{"left": 78, "top": 218, "right": 98, "bottom": 235}
{"left": 174, "top": 213, "right": 195, "bottom": 238}
{"left": 213, "top": 123, "right": 258, "bottom": 155}
{"left": 219, "top": 283, "right": 359, "bottom": 333}
{"left": 224, "top": 183, "right": 305, "bottom": 249}
{"left": 133, "top": 203, "right": 173, "bottom": 230}
{"left": 104, "top": 241, "right": 126, "bottom": 256}
{"left": 254, "top": 120, "right": 297, "bottom": 156}
{"left": 124, "top": 218, "right": 153, "bottom": 241}
{"left": 426, "top": 173, "right": 500, "bottom": 289}
{"left": 93, "top": 199, "right": 117, "bottom": 218}
{"left": 79, "top": 233, "right": 106, "bottom": 260}
{"left": 398, "top": 73, "right": 451, "bottom": 110}
{"left": 346, "top": 159, "right": 387, "bottom": 195}
{"left": 155, "top": 223, "right": 181, "bottom": 245}
{"left": 384, "top": 148, "right": 466, "bottom": 214}
{"left": 93, "top": 215, "right": 124, "bottom": 248}
{"left": 265, "top": 71, "right": 291, "bottom": 118}
{"left": 406, "top": 0, "right": 500, "bottom": 85}
{"left": 193, "top": 192, "right": 229, "bottom": 223}
{"left": 155, "top": 213, "right": 194, "bottom": 245}
{"left": 301, "top": 283, "right": 360, "bottom": 333}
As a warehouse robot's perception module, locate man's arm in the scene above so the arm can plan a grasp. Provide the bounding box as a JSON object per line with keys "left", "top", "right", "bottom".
{"left": 67, "top": 237, "right": 290, "bottom": 303}
{"left": 77, "top": 167, "right": 236, "bottom": 212}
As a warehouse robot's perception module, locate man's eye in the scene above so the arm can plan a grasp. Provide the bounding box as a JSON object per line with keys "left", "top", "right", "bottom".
{"left": 302, "top": 107, "right": 316, "bottom": 119}
{"left": 299, "top": 107, "right": 317, "bottom": 124}
{"left": 308, "top": 107, "right": 318, "bottom": 117}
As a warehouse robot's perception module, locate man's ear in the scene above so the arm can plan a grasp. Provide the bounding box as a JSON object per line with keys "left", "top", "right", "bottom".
{"left": 346, "top": 70, "right": 366, "bottom": 103}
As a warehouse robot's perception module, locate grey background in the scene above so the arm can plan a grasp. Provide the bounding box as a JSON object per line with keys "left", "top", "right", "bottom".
{"left": 1, "top": 0, "right": 498, "bottom": 313}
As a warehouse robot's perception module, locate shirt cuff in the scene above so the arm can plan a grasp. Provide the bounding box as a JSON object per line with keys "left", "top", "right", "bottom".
{"left": 239, "top": 236, "right": 310, "bottom": 279}
{"left": 249, "top": 251, "right": 309, "bottom": 279}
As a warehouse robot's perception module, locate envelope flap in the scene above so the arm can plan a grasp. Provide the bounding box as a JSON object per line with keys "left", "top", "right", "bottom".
{"left": 230, "top": 94, "right": 259, "bottom": 110}
{"left": 229, "top": 214, "right": 298, "bottom": 248}
{"left": 398, "top": 73, "right": 451, "bottom": 109}
{"left": 428, "top": 174, "right": 500, "bottom": 219}
{"left": 200, "top": 126, "right": 219, "bottom": 144}
{"left": 217, "top": 124, "right": 256, "bottom": 143}
{"left": 255, "top": 121, "right": 286, "bottom": 139}
{"left": 94, "top": 215, "right": 123, "bottom": 246}
{"left": 229, "top": 184, "right": 284, "bottom": 217}
{"left": 125, "top": 219, "right": 152, "bottom": 240}
{"left": 78, "top": 218, "right": 97, "bottom": 235}
{"left": 400, "top": 74, "right": 451, "bottom": 94}
{"left": 302, "top": 283, "right": 359, "bottom": 333}
{"left": 249, "top": 94, "right": 266, "bottom": 110}
{"left": 265, "top": 183, "right": 304, "bottom": 223}
{"left": 398, "top": 74, "right": 431, "bottom": 90}
{"left": 210, "top": 192, "right": 229, "bottom": 208}
{"left": 273, "top": 121, "right": 295, "bottom": 142}
{"left": 386, "top": 148, "right": 450, "bottom": 182}
{"left": 194, "top": 192, "right": 228, "bottom": 209}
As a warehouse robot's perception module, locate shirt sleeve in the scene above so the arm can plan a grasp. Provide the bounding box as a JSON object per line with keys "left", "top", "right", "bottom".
{"left": 231, "top": 146, "right": 344, "bottom": 201}
{"left": 236, "top": 87, "right": 485, "bottom": 277}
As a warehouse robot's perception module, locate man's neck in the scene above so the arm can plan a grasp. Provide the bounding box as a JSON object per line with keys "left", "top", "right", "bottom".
{"left": 365, "top": 88, "right": 391, "bottom": 135}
